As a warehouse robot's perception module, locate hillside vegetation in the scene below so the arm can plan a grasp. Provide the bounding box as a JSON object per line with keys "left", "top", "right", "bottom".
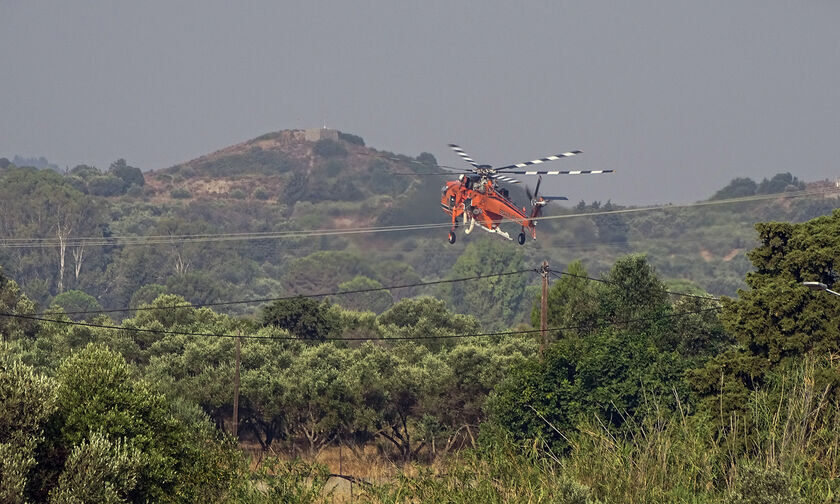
{"left": 1, "top": 130, "right": 838, "bottom": 330}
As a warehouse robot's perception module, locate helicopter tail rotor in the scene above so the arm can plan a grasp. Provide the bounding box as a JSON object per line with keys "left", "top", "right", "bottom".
{"left": 528, "top": 176, "right": 567, "bottom": 219}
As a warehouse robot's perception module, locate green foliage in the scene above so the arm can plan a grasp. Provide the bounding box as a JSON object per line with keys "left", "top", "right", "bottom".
{"left": 488, "top": 327, "right": 688, "bottom": 452}
{"left": 530, "top": 261, "right": 599, "bottom": 337}
{"left": 495, "top": 255, "right": 724, "bottom": 451}
{"left": 260, "top": 296, "right": 338, "bottom": 340}
{"left": 336, "top": 275, "right": 393, "bottom": 313}
{"left": 337, "top": 131, "right": 365, "bottom": 146}
{"left": 438, "top": 239, "right": 529, "bottom": 328}
{"left": 69, "top": 164, "right": 100, "bottom": 179}
{"left": 688, "top": 211, "right": 840, "bottom": 420}
{"left": 89, "top": 175, "right": 126, "bottom": 196}
{"left": 52, "top": 343, "right": 241, "bottom": 503}
{"left": 379, "top": 296, "right": 478, "bottom": 336}
{"left": 728, "top": 464, "right": 803, "bottom": 504}
{"left": 283, "top": 171, "right": 309, "bottom": 204}
{"left": 193, "top": 147, "right": 298, "bottom": 177}
{"left": 0, "top": 352, "right": 58, "bottom": 504}
{"left": 170, "top": 187, "right": 191, "bottom": 199}
{"left": 0, "top": 268, "right": 39, "bottom": 339}
{"left": 312, "top": 138, "right": 347, "bottom": 158}
{"left": 128, "top": 284, "right": 168, "bottom": 310}
{"left": 283, "top": 250, "right": 376, "bottom": 295}
{"left": 50, "top": 290, "right": 102, "bottom": 319}
{"left": 365, "top": 442, "right": 594, "bottom": 504}
{"left": 49, "top": 431, "right": 140, "bottom": 504}
{"left": 109, "top": 159, "right": 144, "bottom": 188}
{"left": 711, "top": 177, "right": 758, "bottom": 200}
{"left": 756, "top": 172, "right": 805, "bottom": 195}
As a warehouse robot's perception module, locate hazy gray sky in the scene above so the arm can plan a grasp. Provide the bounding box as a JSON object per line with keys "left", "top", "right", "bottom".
{"left": 2, "top": 1, "right": 838, "bottom": 204}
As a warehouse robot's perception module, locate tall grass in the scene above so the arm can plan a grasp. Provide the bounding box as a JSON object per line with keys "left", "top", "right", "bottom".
{"left": 231, "top": 357, "right": 839, "bottom": 503}
{"left": 562, "top": 356, "right": 839, "bottom": 503}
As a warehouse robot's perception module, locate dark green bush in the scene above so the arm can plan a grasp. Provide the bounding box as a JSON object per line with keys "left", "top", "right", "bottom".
{"left": 170, "top": 187, "right": 191, "bottom": 199}
{"left": 88, "top": 175, "right": 126, "bottom": 196}
{"left": 337, "top": 131, "right": 365, "bottom": 146}
{"left": 313, "top": 138, "right": 347, "bottom": 158}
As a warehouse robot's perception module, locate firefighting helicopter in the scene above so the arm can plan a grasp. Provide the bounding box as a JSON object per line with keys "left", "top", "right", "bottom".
{"left": 440, "top": 144, "right": 612, "bottom": 245}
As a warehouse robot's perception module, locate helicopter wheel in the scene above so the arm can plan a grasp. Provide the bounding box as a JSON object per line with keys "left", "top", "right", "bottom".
{"left": 517, "top": 232, "right": 526, "bottom": 245}
{"left": 448, "top": 231, "right": 456, "bottom": 244}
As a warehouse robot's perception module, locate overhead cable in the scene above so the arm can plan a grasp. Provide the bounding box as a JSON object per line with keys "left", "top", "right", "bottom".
{"left": 0, "top": 188, "right": 833, "bottom": 249}
{"left": 39, "top": 268, "right": 537, "bottom": 317}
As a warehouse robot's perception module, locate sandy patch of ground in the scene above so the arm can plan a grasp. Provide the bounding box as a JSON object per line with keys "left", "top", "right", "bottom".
{"left": 723, "top": 248, "right": 743, "bottom": 261}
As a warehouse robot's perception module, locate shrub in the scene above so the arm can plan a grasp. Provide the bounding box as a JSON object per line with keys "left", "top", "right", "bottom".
{"left": 170, "top": 187, "right": 191, "bottom": 199}
{"left": 126, "top": 185, "right": 144, "bottom": 198}
{"left": 253, "top": 188, "right": 270, "bottom": 200}
{"left": 230, "top": 189, "right": 246, "bottom": 199}
{"left": 88, "top": 175, "right": 126, "bottom": 196}
{"left": 109, "top": 159, "right": 145, "bottom": 187}
{"left": 337, "top": 131, "right": 365, "bottom": 146}
{"left": 50, "top": 290, "right": 102, "bottom": 320}
{"left": 313, "top": 138, "right": 347, "bottom": 158}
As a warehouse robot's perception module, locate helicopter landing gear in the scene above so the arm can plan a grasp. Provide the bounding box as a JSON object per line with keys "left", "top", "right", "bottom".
{"left": 517, "top": 232, "right": 526, "bottom": 245}
{"left": 448, "top": 231, "right": 456, "bottom": 244}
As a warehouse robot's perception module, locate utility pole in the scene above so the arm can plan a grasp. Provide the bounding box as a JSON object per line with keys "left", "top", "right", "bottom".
{"left": 233, "top": 330, "right": 241, "bottom": 439}
{"left": 540, "top": 260, "right": 549, "bottom": 359}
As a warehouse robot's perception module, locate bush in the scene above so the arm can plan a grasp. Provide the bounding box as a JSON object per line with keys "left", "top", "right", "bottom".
{"left": 728, "top": 464, "right": 803, "bottom": 504}
{"left": 109, "top": 159, "right": 145, "bottom": 187}
{"left": 50, "top": 290, "right": 102, "bottom": 320}
{"left": 65, "top": 176, "right": 88, "bottom": 194}
{"left": 126, "top": 185, "right": 144, "bottom": 198}
{"left": 88, "top": 175, "right": 126, "bottom": 196}
{"left": 260, "top": 296, "right": 339, "bottom": 340}
{"left": 170, "top": 187, "right": 191, "bottom": 199}
{"left": 337, "top": 131, "right": 365, "bottom": 146}
{"left": 230, "top": 189, "right": 246, "bottom": 199}
{"left": 253, "top": 188, "right": 270, "bottom": 200}
{"left": 313, "top": 138, "right": 347, "bottom": 158}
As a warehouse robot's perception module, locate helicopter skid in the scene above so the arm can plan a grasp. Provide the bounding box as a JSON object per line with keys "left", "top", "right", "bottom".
{"left": 479, "top": 224, "right": 512, "bottom": 241}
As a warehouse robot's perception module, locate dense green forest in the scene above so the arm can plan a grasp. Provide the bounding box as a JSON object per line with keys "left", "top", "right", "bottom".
{"left": 2, "top": 131, "right": 840, "bottom": 502}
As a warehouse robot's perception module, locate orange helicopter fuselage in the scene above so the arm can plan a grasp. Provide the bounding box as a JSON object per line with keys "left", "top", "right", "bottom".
{"left": 440, "top": 176, "right": 536, "bottom": 239}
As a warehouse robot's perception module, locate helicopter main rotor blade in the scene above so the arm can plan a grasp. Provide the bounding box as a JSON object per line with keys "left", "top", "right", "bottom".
{"left": 494, "top": 175, "right": 522, "bottom": 185}
{"left": 358, "top": 151, "right": 473, "bottom": 175}
{"left": 496, "top": 150, "right": 582, "bottom": 171}
{"left": 502, "top": 168, "right": 614, "bottom": 175}
{"left": 448, "top": 144, "right": 481, "bottom": 168}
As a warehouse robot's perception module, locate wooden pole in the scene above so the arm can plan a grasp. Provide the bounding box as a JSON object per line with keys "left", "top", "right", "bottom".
{"left": 540, "top": 260, "right": 549, "bottom": 359}
{"left": 233, "top": 330, "right": 241, "bottom": 439}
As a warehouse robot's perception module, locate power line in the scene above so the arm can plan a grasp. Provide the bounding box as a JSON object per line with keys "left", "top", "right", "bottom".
{"left": 0, "top": 187, "right": 833, "bottom": 249}
{"left": 0, "top": 306, "right": 722, "bottom": 342}
{"left": 39, "top": 268, "right": 538, "bottom": 317}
